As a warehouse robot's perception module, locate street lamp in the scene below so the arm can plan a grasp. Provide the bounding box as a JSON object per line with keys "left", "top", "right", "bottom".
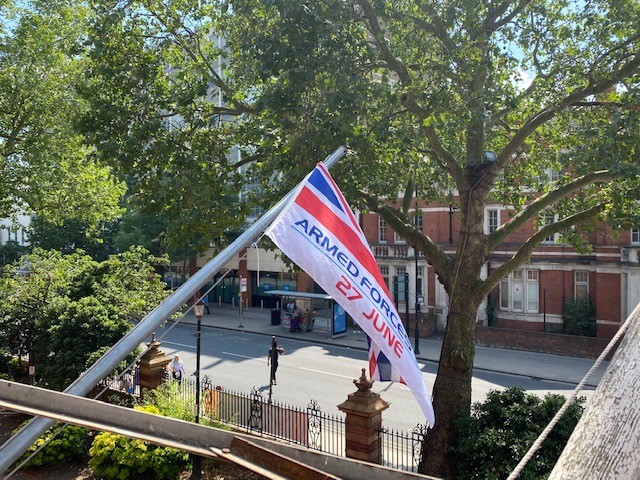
{"left": 414, "top": 246, "right": 421, "bottom": 355}
{"left": 192, "top": 300, "right": 204, "bottom": 480}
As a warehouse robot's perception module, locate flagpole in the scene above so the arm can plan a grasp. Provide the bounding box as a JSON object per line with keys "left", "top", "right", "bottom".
{"left": 0, "top": 146, "right": 347, "bottom": 473}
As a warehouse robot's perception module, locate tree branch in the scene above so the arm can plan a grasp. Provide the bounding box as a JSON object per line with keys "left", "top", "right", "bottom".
{"left": 481, "top": 203, "right": 606, "bottom": 298}
{"left": 356, "top": 0, "right": 411, "bottom": 84}
{"left": 486, "top": 170, "right": 617, "bottom": 251}
{"left": 141, "top": 0, "right": 252, "bottom": 115}
{"left": 362, "top": 193, "right": 451, "bottom": 278}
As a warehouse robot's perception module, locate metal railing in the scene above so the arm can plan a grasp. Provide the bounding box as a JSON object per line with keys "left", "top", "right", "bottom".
{"left": 100, "top": 369, "right": 427, "bottom": 472}
{"left": 198, "top": 378, "right": 346, "bottom": 457}
{"left": 98, "top": 367, "right": 142, "bottom": 396}
{"left": 378, "top": 424, "right": 429, "bottom": 473}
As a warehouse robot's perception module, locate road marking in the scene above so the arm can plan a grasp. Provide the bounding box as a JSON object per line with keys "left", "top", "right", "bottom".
{"left": 299, "top": 367, "right": 355, "bottom": 380}
{"left": 222, "top": 352, "right": 258, "bottom": 360}
{"left": 162, "top": 341, "right": 193, "bottom": 349}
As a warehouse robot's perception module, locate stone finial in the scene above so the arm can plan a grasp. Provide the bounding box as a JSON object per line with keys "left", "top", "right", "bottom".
{"left": 146, "top": 332, "right": 162, "bottom": 351}
{"left": 353, "top": 368, "right": 373, "bottom": 392}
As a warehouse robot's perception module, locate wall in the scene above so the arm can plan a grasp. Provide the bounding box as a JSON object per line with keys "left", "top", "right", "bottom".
{"left": 475, "top": 326, "right": 621, "bottom": 360}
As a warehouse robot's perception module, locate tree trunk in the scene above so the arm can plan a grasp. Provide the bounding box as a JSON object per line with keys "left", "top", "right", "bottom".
{"left": 419, "top": 205, "right": 486, "bottom": 478}
{"left": 419, "top": 299, "right": 478, "bottom": 478}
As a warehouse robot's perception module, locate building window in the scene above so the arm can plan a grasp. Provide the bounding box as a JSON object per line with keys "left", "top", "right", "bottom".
{"left": 548, "top": 169, "right": 562, "bottom": 183}
{"left": 541, "top": 214, "right": 559, "bottom": 244}
{"left": 632, "top": 228, "right": 640, "bottom": 245}
{"left": 394, "top": 266, "right": 408, "bottom": 301}
{"left": 414, "top": 213, "right": 423, "bottom": 231}
{"left": 395, "top": 212, "right": 423, "bottom": 243}
{"left": 575, "top": 271, "right": 589, "bottom": 299}
{"left": 486, "top": 208, "right": 499, "bottom": 233}
{"left": 378, "top": 217, "right": 387, "bottom": 243}
{"left": 380, "top": 265, "right": 389, "bottom": 288}
{"left": 499, "top": 269, "right": 539, "bottom": 313}
{"left": 416, "top": 266, "right": 423, "bottom": 298}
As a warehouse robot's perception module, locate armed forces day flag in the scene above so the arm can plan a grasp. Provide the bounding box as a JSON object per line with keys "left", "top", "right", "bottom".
{"left": 264, "top": 163, "right": 435, "bottom": 427}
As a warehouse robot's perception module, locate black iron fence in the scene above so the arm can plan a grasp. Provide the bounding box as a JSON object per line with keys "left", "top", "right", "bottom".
{"left": 377, "top": 424, "right": 429, "bottom": 473}
{"left": 99, "top": 367, "right": 142, "bottom": 396}
{"left": 198, "top": 377, "right": 346, "bottom": 457}
{"left": 101, "top": 367, "right": 427, "bottom": 472}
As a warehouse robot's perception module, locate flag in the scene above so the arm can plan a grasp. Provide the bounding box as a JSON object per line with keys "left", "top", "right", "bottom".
{"left": 265, "top": 163, "right": 435, "bottom": 426}
{"left": 367, "top": 335, "right": 404, "bottom": 383}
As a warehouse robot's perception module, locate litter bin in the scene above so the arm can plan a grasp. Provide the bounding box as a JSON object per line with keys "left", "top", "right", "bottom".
{"left": 271, "top": 309, "right": 281, "bottom": 325}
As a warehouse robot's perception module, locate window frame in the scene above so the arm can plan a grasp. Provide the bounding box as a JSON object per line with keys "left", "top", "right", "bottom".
{"left": 575, "top": 271, "right": 589, "bottom": 299}
{"left": 499, "top": 268, "right": 539, "bottom": 313}
{"left": 486, "top": 208, "right": 500, "bottom": 234}
{"left": 378, "top": 217, "right": 387, "bottom": 243}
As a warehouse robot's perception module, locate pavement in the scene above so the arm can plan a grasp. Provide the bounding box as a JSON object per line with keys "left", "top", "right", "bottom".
{"left": 176, "top": 303, "right": 610, "bottom": 388}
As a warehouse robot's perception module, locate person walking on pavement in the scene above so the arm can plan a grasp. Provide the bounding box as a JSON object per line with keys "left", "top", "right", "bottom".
{"left": 203, "top": 296, "right": 210, "bottom": 314}
{"left": 267, "top": 336, "right": 284, "bottom": 385}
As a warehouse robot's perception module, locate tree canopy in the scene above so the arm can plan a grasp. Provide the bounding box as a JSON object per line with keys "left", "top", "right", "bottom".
{"left": 78, "top": 0, "right": 640, "bottom": 476}
{"left": 0, "top": 1, "right": 125, "bottom": 235}
{"left": 7, "top": 0, "right": 639, "bottom": 476}
{"left": 0, "top": 247, "right": 170, "bottom": 390}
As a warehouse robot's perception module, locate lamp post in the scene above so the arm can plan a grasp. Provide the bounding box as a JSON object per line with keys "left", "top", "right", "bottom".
{"left": 238, "top": 275, "right": 246, "bottom": 328}
{"left": 192, "top": 300, "right": 204, "bottom": 480}
{"left": 414, "top": 246, "right": 421, "bottom": 355}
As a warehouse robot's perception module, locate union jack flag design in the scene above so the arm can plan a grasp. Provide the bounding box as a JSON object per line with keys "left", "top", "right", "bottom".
{"left": 367, "top": 335, "right": 404, "bottom": 383}
{"left": 265, "top": 162, "right": 435, "bottom": 427}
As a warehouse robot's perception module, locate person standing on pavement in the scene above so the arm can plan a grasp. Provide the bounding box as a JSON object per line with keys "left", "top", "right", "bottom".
{"left": 267, "top": 336, "right": 284, "bottom": 385}
{"left": 170, "top": 355, "right": 186, "bottom": 385}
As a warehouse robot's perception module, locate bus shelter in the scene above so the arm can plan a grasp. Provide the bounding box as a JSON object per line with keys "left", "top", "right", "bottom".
{"left": 265, "top": 290, "right": 347, "bottom": 338}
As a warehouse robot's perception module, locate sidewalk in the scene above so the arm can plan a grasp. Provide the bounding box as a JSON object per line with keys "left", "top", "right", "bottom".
{"left": 179, "top": 304, "right": 609, "bottom": 388}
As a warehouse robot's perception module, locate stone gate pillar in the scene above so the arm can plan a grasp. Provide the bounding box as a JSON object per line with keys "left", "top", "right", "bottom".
{"left": 138, "top": 333, "right": 172, "bottom": 398}
{"left": 337, "top": 368, "right": 390, "bottom": 464}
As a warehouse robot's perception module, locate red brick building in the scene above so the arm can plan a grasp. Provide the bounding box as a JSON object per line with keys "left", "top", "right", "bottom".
{"left": 360, "top": 196, "right": 640, "bottom": 340}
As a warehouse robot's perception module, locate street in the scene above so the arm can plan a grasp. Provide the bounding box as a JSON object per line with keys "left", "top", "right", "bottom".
{"left": 153, "top": 324, "right": 595, "bottom": 433}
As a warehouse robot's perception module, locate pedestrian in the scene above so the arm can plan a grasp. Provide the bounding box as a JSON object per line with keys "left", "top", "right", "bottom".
{"left": 267, "top": 337, "right": 285, "bottom": 385}
{"left": 170, "top": 354, "right": 186, "bottom": 385}
{"left": 301, "top": 309, "right": 310, "bottom": 333}
{"left": 203, "top": 296, "right": 210, "bottom": 314}
{"left": 123, "top": 371, "right": 134, "bottom": 394}
{"left": 293, "top": 303, "right": 304, "bottom": 331}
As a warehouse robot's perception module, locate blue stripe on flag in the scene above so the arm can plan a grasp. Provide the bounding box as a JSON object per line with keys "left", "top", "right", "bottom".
{"left": 308, "top": 168, "right": 344, "bottom": 213}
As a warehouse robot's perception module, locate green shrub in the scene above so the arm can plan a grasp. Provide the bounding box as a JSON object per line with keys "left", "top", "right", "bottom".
{"left": 562, "top": 297, "right": 596, "bottom": 336}
{"left": 141, "top": 380, "right": 195, "bottom": 422}
{"left": 453, "top": 387, "right": 585, "bottom": 480}
{"left": 88, "top": 405, "right": 189, "bottom": 480}
{"left": 16, "top": 423, "right": 89, "bottom": 468}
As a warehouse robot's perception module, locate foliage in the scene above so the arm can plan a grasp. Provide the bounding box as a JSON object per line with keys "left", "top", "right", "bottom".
{"left": 19, "top": 0, "right": 639, "bottom": 475}
{"left": 0, "top": 1, "right": 125, "bottom": 235}
{"left": 0, "top": 241, "right": 30, "bottom": 271}
{"left": 453, "top": 388, "right": 585, "bottom": 480}
{"left": 0, "top": 247, "right": 170, "bottom": 390}
{"left": 88, "top": 405, "right": 189, "bottom": 480}
{"left": 141, "top": 379, "right": 196, "bottom": 423}
{"left": 0, "top": 349, "right": 22, "bottom": 380}
{"left": 562, "top": 298, "right": 596, "bottom": 337}
{"left": 28, "top": 216, "right": 118, "bottom": 261}
{"left": 15, "top": 423, "right": 90, "bottom": 469}
{"left": 79, "top": 1, "right": 249, "bottom": 256}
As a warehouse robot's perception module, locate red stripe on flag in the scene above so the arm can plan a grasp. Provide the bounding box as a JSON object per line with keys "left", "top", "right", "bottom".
{"left": 294, "top": 186, "right": 392, "bottom": 299}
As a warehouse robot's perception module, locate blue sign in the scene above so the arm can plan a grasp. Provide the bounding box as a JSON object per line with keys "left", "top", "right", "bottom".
{"left": 283, "top": 285, "right": 290, "bottom": 291}
{"left": 263, "top": 283, "right": 270, "bottom": 290}
{"left": 332, "top": 303, "right": 347, "bottom": 336}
